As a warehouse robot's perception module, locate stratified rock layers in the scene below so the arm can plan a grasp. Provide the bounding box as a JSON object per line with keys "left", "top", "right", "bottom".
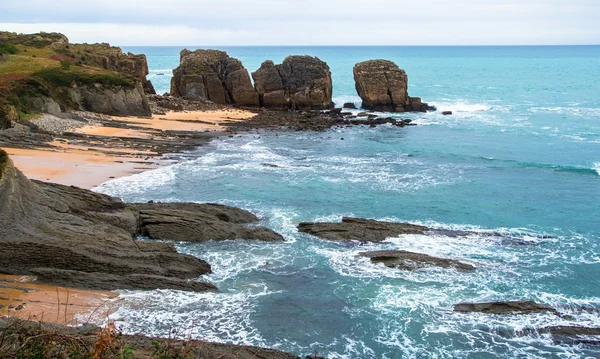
{"left": 0, "top": 150, "right": 283, "bottom": 292}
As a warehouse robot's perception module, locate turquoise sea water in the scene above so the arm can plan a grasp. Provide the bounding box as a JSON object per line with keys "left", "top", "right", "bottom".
{"left": 97, "top": 46, "right": 600, "bottom": 358}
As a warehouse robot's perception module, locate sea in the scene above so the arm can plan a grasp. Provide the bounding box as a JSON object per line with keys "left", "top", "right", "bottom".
{"left": 94, "top": 46, "right": 600, "bottom": 358}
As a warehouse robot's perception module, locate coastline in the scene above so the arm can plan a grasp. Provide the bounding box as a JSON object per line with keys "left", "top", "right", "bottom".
{"left": 0, "top": 106, "right": 255, "bottom": 326}
{"left": 3, "top": 108, "right": 254, "bottom": 189}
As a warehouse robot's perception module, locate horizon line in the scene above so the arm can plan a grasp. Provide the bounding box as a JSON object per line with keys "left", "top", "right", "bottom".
{"left": 118, "top": 44, "right": 600, "bottom": 47}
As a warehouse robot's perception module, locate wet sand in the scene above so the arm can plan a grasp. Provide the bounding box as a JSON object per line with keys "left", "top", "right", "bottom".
{"left": 0, "top": 274, "right": 119, "bottom": 326}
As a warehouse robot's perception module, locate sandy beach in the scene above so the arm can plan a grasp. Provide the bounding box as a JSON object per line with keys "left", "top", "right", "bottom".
{"left": 0, "top": 274, "right": 119, "bottom": 326}
{"left": 3, "top": 109, "right": 253, "bottom": 189}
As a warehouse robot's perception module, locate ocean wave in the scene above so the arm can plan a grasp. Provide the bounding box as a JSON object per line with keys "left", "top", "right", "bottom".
{"left": 594, "top": 162, "right": 600, "bottom": 176}
{"left": 482, "top": 158, "right": 599, "bottom": 176}
{"left": 431, "top": 101, "right": 493, "bottom": 113}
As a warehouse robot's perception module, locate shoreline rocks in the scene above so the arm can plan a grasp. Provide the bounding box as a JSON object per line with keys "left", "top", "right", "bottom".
{"left": 359, "top": 250, "right": 476, "bottom": 271}
{"left": 353, "top": 60, "right": 435, "bottom": 112}
{"left": 252, "top": 56, "right": 333, "bottom": 110}
{"left": 453, "top": 301, "right": 561, "bottom": 316}
{"left": 297, "top": 217, "right": 431, "bottom": 242}
{"left": 0, "top": 149, "right": 284, "bottom": 292}
{"left": 170, "top": 49, "right": 258, "bottom": 106}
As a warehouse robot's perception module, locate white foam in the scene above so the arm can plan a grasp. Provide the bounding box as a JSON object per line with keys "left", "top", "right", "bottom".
{"left": 594, "top": 162, "right": 600, "bottom": 175}
{"left": 432, "top": 101, "right": 492, "bottom": 113}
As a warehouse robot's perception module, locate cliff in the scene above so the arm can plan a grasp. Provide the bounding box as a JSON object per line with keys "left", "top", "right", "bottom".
{"left": 0, "top": 31, "right": 154, "bottom": 127}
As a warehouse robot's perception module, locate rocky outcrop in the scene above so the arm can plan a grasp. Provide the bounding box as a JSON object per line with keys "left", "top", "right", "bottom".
{"left": 359, "top": 250, "right": 475, "bottom": 271}
{"left": 252, "top": 56, "right": 333, "bottom": 110}
{"left": 0, "top": 150, "right": 284, "bottom": 291}
{"left": 353, "top": 60, "right": 435, "bottom": 112}
{"left": 298, "top": 217, "right": 430, "bottom": 242}
{"left": 134, "top": 202, "right": 285, "bottom": 242}
{"left": 170, "top": 49, "right": 258, "bottom": 106}
{"left": 55, "top": 82, "right": 151, "bottom": 116}
{"left": 453, "top": 301, "right": 560, "bottom": 316}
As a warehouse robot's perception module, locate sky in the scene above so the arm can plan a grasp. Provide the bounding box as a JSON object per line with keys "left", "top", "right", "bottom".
{"left": 0, "top": 0, "right": 599, "bottom": 46}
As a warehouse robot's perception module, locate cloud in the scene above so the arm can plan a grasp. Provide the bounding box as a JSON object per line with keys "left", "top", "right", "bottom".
{"left": 0, "top": 0, "right": 598, "bottom": 45}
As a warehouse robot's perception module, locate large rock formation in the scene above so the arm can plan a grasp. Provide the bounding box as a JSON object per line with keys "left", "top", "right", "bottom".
{"left": 353, "top": 60, "right": 434, "bottom": 112}
{"left": 0, "top": 149, "right": 283, "bottom": 291}
{"left": 55, "top": 82, "right": 151, "bottom": 116}
{"left": 252, "top": 56, "right": 333, "bottom": 110}
{"left": 170, "top": 49, "right": 258, "bottom": 106}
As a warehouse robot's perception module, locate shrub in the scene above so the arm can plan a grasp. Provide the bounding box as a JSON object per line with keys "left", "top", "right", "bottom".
{"left": 0, "top": 42, "right": 17, "bottom": 55}
{"left": 32, "top": 68, "right": 136, "bottom": 89}
{"left": 60, "top": 61, "right": 71, "bottom": 70}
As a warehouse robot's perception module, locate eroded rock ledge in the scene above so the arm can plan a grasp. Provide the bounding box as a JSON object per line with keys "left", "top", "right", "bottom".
{"left": 0, "top": 149, "right": 283, "bottom": 292}
{"left": 359, "top": 250, "right": 476, "bottom": 271}
{"left": 297, "top": 217, "right": 431, "bottom": 242}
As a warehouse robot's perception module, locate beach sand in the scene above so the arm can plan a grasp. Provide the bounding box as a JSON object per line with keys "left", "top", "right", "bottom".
{"left": 4, "top": 109, "right": 253, "bottom": 189}
{"left": 0, "top": 274, "right": 119, "bottom": 326}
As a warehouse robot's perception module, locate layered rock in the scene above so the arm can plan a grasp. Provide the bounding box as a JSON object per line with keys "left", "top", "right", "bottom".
{"left": 353, "top": 60, "right": 434, "bottom": 112}
{"left": 252, "top": 56, "right": 333, "bottom": 110}
{"left": 134, "top": 202, "right": 285, "bottom": 242}
{"left": 297, "top": 217, "right": 430, "bottom": 242}
{"left": 453, "top": 301, "right": 560, "bottom": 316}
{"left": 0, "top": 150, "right": 283, "bottom": 291}
{"left": 359, "top": 250, "right": 475, "bottom": 271}
{"left": 170, "top": 49, "right": 258, "bottom": 106}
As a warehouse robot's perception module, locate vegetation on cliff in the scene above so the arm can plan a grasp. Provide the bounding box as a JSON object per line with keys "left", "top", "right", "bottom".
{"left": 0, "top": 31, "right": 152, "bottom": 123}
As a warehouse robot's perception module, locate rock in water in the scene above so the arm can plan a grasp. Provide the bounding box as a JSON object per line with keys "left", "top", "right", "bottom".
{"left": 453, "top": 301, "right": 561, "bottom": 315}
{"left": 359, "top": 250, "right": 476, "bottom": 271}
{"left": 170, "top": 49, "right": 258, "bottom": 106}
{"left": 297, "top": 217, "right": 430, "bottom": 242}
{"left": 343, "top": 102, "right": 357, "bottom": 109}
{"left": 252, "top": 56, "right": 333, "bottom": 110}
{"left": 353, "top": 60, "right": 435, "bottom": 112}
{"left": 133, "top": 202, "right": 285, "bottom": 242}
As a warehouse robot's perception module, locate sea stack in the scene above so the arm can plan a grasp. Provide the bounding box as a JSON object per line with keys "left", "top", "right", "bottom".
{"left": 252, "top": 56, "right": 333, "bottom": 110}
{"left": 170, "top": 49, "right": 259, "bottom": 106}
{"left": 353, "top": 60, "right": 435, "bottom": 112}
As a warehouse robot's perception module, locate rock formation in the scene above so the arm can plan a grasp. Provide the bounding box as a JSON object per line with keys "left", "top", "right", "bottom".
{"left": 0, "top": 150, "right": 283, "bottom": 292}
{"left": 170, "top": 49, "right": 258, "bottom": 106}
{"left": 453, "top": 301, "right": 560, "bottom": 316}
{"left": 297, "top": 217, "right": 430, "bottom": 242}
{"left": 359, "top": 250, "right": 475, "bottom": 271}
{"left": 252, "top": 56, "right": 333, "bottom": 110}
{"left": 353, "top": 60, "right": 435, "bottom": 112}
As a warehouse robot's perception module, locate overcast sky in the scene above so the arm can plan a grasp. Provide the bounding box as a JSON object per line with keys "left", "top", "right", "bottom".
{"left": 1, "top": 0, "right": 598, "bottom": 46}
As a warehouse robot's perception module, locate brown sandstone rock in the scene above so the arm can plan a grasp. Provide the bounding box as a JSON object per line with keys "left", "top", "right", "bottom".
{"left": 252, "top": 56, "right": 333, "bottom": 110}
{"left": 170, "top": 49, "right": 258, "bottom": 106}
{"left": 353, "top": 60, "right": 435, "bottom": 112}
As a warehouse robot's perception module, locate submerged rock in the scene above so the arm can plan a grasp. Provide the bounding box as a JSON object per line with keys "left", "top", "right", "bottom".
{"left": 541, "top": 326, "right": 600, "bottom": 345}
{"left": 297, "top": 217, "right": 430, "bottom": 242}
{"left": 453, "top": 301, "right": 560, "bottom": 316}
{"left": 252, "top": 56, "right": 333, "bottom": 110}
{"left": 353, "top": 60, "right": 435, "bottom": 112}
{"left": 359, "top": 250, "right": 476, "bottom": 271}
{"left": 170, "top": 49, "right": 258, "bottom": 106}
